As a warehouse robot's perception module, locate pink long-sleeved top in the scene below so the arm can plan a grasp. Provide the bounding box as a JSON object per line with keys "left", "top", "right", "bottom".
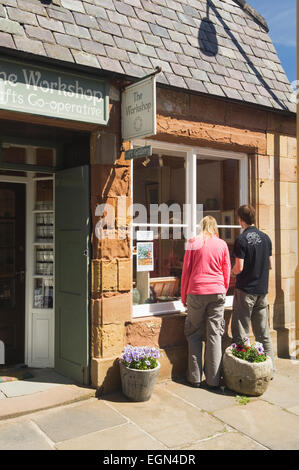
{"left": 181, "top": 235, "right": 231, "bottom": 305}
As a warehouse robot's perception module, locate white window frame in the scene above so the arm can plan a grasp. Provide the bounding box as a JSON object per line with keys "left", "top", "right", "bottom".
{"left": 131, "top": 140, "right": 248, "bottom": 318}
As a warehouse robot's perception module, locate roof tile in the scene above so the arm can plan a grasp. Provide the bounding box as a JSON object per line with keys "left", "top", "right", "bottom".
{"left": 107, "top": 9, "right": 130, "bottom": 26}
{"left": 17, "top": 0, "right": 47, "bottom": 16}
{"left": 25, "top": 25, "right": 55, "bottom": 44}
{"left": 73, "top": 12, "right": 98, "bottom": 29}
{"left": 98, "top": 55, "right": 124, "bottom": 74}
{"left": 54, "top": 31, "right": 81, "bottom": 49}
{"left": 122, "top": 61, "right": 146, "bottom": 77}
{"left": 149, "top": 23, "right": 169, "bottom": 38}
{"left": 121, "top": 25, "right": 144, "bottom": 42}
{"left": 72, "top": 50, "right": 100, "bottom": 67}
{"left": 190, "top": 68, "right": 209, "bottom": 82}
{"left": 0, "top": 30, "right": 15, "bottom": 48}
{"left": 168, "top": 29, "right": 187, "bottom": 44}
{"left": 141, "top": 0, "right": 161, "bottom": 14}
{"left": 98, "top": 18, "right": 122, "bottom": 36}
{"left": 64, "top": 22, "right": 90, "bottom": 39}
{"left": 157, "top": 48, "right": 177, "bottom": 63}
{"left": 162, "top": 38, "right": 182, "bottom": 53}
{"left": 165, "top": 72, "right": 187, "bottom": 88}
{"left": 137, "top": 42, "right": 157, "bottom": 58}
{"left": 60, "top": 0, "right": 85, "bottom": 14}
{"left": 81, "top": 38, "right": 106, "bottom": 56}
{"left": 114, "top": 0, "right": 136, "bottom": 17}
{"left": 14, "top": 35, "right": 45, "bottom": 55}
{"left": 129, "top": 17, "right": 151, "bottom": 33}
{"left": 94, "top": 0, "right": 115, "bottom": 10}
{"left": 114, "top": 36, "right": 138, "bottom": 53}
{"left": 105, "top": 45, "right": 129, "bottom": 62}
{"left": 90, "top": 29, "right": 115, "bottom": 46}
{"left": 128, "top": 51, "right": 152, "bottom": 68}
{"left": 143, "top": 32, "right": 163, "bottom": 47}
{"left": 37, "top": 16, "right": 65, "bottom": 34}
{"left": 48, "top": 7, "right": 75, "bottom": 23}
{"left": 84, "top": 4, "right": 108, "bottom": 19}
{"left": 0, "top": 18, "right": 24, "bottom": 35}
{"left": 177, "top": 54, "right": 196, "bottom": 68}
{"left": 44, "top": 42, "right": 74, "bottom": 62}
{"left": 204, "top": 82, "right": 226, "bottom": 97}
{"left": 171, "top": 62, "right": 191, "bottom": 77}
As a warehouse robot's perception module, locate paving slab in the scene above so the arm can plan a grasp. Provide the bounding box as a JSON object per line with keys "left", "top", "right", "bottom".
{"left": 0, "top": 384, "right": 96, "bottom": 420}
{"left": 0, "top": 380, "right": 64, "bottom": 397}
{"left": 56, "top": 422, "right": 167, "bottom": 450}
{"left": 32, "top": 398, "right": 127, "bottom": 443}
{"left": 181, "top": 431, "right": 268, "bottom": 450}
{"left": 160, "top": 380, "right": 241, "bottom": 412}
{"left": 262, "top": 373, "right": 299, "bottom": 409}
{"left": 103, "top": 386, "right": 226, "bottom": 448}
{"left": 0, "top": 368, "right": 78, "bottom": 398}
{"left": 214, "top": 400, "right": 299, "bottom": 450}
{"left": 0, "top": 420, "right": 53, "bottom": 450}
{"left": 286, "top": 405, "right": 299, "bottom": 416}
{"left": 274, "top": 358, "right": 299, "bottom": 382}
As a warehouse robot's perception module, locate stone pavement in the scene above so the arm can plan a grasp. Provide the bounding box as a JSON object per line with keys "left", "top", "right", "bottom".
{"left": 0, "top": 358, "right": 299, "bottom": 450}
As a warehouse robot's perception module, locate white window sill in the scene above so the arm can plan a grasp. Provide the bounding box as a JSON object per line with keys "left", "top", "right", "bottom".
{"left": 132, "top": 296, "right": 233, "bottom": 318}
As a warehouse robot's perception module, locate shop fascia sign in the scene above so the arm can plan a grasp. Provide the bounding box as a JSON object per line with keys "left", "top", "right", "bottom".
{"left": 0, "top": 57, "right": 109, "bottom": 125}
{"left": 122, "top": 67, "right": 161, "bottom": 142}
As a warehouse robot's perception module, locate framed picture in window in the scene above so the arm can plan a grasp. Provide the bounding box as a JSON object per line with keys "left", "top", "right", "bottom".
{"left": 221, "top": 210, "right": 234, "bottom": 243}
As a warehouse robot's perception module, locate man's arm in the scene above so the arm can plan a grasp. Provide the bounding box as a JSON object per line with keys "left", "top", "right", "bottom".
{"left": 269, "top": 256, "right": 273, "bottom": 270}
{"left": 232, "top": 257, "right": 244, "bottom": 276}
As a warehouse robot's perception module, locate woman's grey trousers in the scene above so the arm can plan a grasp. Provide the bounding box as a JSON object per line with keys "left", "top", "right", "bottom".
{"left": 184, "top": 293, "right": 226, "bottom": 387}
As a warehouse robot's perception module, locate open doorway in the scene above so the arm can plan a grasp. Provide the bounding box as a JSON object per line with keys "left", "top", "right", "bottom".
{"left": 0, "top": 182, "right": 26, "bottom": 365}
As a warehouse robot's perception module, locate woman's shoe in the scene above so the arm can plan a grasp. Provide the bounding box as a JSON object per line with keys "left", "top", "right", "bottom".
{"left": 187, "top": 381, "right": 201, "bottom": 388}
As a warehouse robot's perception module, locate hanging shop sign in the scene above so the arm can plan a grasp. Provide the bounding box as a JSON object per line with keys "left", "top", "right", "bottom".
{"left": 122, "top": 75, "right": 156, "bottom": 141}
{"left": 125, "top": 145, "right": 152, "bottom": 160}
{"left": 0, "top": 57, "right": 109, "bottom": 125}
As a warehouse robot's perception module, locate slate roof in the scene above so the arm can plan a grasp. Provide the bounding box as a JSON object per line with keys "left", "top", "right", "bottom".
{"left": 0, "top": 0, "right": 295, "bottom": 113}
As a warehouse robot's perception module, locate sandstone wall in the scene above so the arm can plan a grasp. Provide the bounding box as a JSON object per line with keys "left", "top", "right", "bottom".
{"left": 90, "top": 84, "right": 297, "bottom": 392}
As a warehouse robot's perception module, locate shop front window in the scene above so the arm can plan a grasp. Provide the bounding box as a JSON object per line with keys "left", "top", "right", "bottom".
{"left": 133, "top": 155, "right": 186, "bottom": 313}
{"left": 132, "top": 142, "right": 248, "bottom": 317}
{"left": 197, "top": 157, "right": 241, "bottom": 298}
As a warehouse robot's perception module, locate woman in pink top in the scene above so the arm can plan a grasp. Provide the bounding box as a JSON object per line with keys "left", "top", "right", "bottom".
{"left": 182, "top": 216, "right": 231, "bottom": 389}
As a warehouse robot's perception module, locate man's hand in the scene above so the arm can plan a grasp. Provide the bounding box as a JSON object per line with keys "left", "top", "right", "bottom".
{"left": 232, "top": 257, "right": 244, "bottom": 276}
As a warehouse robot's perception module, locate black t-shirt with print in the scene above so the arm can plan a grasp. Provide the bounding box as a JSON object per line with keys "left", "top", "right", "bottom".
{"left": 233, "top": 226, "right": 272, "bottom": 295}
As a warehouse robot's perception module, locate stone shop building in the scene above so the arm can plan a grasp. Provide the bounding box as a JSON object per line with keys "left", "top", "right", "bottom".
{"left": 0, "top": 0, "right": 296, "bottom": 392}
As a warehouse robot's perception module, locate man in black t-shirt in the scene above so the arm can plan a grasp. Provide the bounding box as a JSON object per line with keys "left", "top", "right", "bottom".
{"left": 231, "top": 205, "right": 275, "bottom": 370}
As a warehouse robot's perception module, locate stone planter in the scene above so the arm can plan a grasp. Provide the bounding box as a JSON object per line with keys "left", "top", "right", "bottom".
{"left": 223, "top": 346, "right": 273, "bottom": 397}
{"left": 119, "top": 360, "right": 160, "bottom": 402}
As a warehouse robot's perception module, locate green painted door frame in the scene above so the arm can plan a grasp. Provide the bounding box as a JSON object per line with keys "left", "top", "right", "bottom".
{"left": 55, "top": 165, "right": 90, "bottom": 385}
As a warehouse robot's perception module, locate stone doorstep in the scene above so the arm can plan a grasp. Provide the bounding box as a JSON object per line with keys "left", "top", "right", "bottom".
{"left": 0, "top": 384, "right": 96, "bottom": 421}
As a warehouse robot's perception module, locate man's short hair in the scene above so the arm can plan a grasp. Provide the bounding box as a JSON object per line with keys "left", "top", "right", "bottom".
{"left": 238, "top": 205, "right": 255, "bottom": 225}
